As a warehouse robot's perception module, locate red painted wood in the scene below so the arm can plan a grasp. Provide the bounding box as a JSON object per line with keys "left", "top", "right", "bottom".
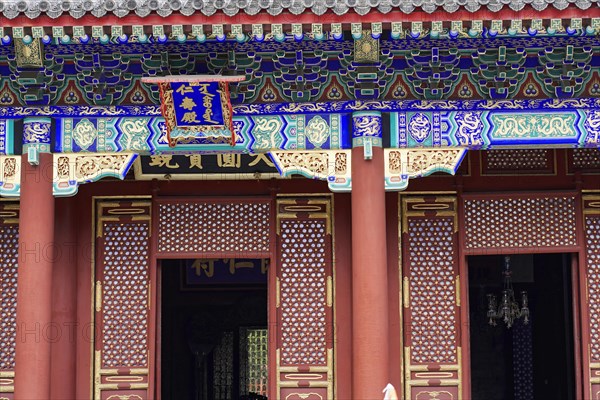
{"left": 386, "top": 192, "right": 402, "bottom": 393}
{"left": 351, "top": 146, "right": 389, "bottom": 398}
{"left": 14, "top": 153, "right": 55, "bottom": 400}
{"left": 50, "top": 197, "right": 78, "bottom": 400}
{"left": 268, "top": 194, "right": 278, "bottom": 399}
{"left": 571, "top": 253, "right": 584, "bottom": 400}
{"left": 456, "top": 187, "right": 472, "bottom": 400}
{"left": 148, "top": 196, "right": 159, "bottom": 400}
{"left": 75, "top": 187, "right": 93, "bottom": 400}
{"left": 3, "top": 6, "right": 598, "bottom": 28}
{"left": 333, "top": 193, "right": 353, "bottom": 400}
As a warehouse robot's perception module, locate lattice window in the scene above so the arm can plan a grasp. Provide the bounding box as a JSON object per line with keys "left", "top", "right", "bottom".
{"left": 482, "top": 149, "right": 553, "bottom": 174}
{"left": 279, "top": 219, "right": 328, "bottom": 366}
{"left": 101, "top": 222, "right": 149, "bottom": 368}
{"left": 0, "top": 225, "right": 18, "bottom": 371}
{"left": 586, "top": 216, "right": 600, "bottom": 362}
{"left": 571, "top": 149, "right": 600, "bottom": 171}
{"left": 464, "top": 196, "right": 577, "bottom": 250}
{"left": 157, "top": 202, "right": 270, "bottom": 254}
{"left": 240, "top": 328, "right": 268, "bottom": 397}
{"left": 407, "top": 217, "right": 457, "bottom": 364}
{"left": 214, "top": 332, "right": 234, "bottom": 400}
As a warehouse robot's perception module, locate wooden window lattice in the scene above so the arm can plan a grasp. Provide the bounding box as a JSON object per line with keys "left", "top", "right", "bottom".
{"left": 463, "top": 195, "right": 577, "bottom": 250}
{"left": 0, "top": 224, "right": 18, "bottom": 371}
{"left": 157, "top": 201, "right": 270, "bottom": 255}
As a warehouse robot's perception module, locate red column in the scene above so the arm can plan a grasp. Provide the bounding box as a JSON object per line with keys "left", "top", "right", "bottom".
{"left": 14, "top": 150, "right": 55, "bottom": 399}
{"left": 50, "top": 197, "right": 77, "bottom": 399}
{"left": 351, "top": 112, "right": 389, "bottom": 398}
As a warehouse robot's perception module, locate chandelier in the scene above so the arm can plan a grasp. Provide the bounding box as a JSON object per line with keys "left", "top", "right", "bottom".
{"left": 486, "top": 256, "right": 530, "bottom": 328}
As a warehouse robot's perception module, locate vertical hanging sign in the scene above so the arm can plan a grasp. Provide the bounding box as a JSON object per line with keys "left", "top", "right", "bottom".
{"left": 142, "top": 75, "right": 244, "bottom": 147}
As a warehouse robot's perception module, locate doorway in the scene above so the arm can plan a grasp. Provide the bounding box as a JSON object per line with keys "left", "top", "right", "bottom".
{"left": 160, "top": 259, "right": 269, "bottom": 400}
{"left": 468, "top": 254, "right": 576, "bottom": 400}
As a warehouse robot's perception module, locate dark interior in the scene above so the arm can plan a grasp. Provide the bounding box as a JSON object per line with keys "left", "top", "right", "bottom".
{"left": 469, "top": 254, "right": 575, "bottom": 400}
{"left": 161, "top": 259, "right": 268, "bottom": 400}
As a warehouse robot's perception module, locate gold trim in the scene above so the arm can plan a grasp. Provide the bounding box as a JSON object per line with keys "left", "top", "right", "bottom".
{"left": 408, "top": 379, "right": 460, "bottom": 386}
{"left": 283, "top": 374, "right": 323, "bottom": 380}
{"left": 403, "top": 277, "right": 409, "bottom": 308}
{"left": 326, "top": 276, "right": 333, "bottom": 307}
{"left": 455, "top": 275, "right": 460, "bottom": 307}
{"left": 148, "top": 283, "right": 151, "bottom": 311}
{"left": 97, "top": 383, "right": 149, "bottom": 390}
{"left": 0, "top": 372, "right": 14, "bottom": 378}
{"left": 283, "top": 205, "right": 323, "bottom": 212}
{"left": 279, "top": 366, "right": 330, "bottom": 373}
{"left": 94, "top": 350, "right": 101, "bottom": 400}
{"left": 328, "top": 348, "right": 334, "bottom": 400}
{"left": 408, "top": 364, "right": 460, "bottom": 372}
{"left": 411, "top": 203, "right": 450, "bottom": 211}
{"left": 105, "top": 376, "right": 144, "bottom": 383}
{"left": 276, "top": 348, "right": 281, "bottom": 395}
{"left": 279, "top": 381, "right": 329, "bottom": 388}
{"left": 414, "top": 372, "right": 454, "bottom": 379}
{"left": 0, "top": 385, "right": 14, "bottom": 393}
{"left": 95, "top": 281, "right": 101, "bottom": 313}
{"left": 404, "top": 346, "right": 411, "bottom": 400}
{"left": 276, "top": 277, "right": 280, "bottom": 308}
{"left": 107, "top": 208, "right": 146, "bottom": 215}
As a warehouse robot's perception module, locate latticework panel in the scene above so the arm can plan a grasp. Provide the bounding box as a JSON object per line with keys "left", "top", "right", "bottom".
{"left": 101, "top": 222, "right": 149, "bottom": 368}
{"left": 243, "top": 329, "right": 269, "bottom": 396}
{"left": 407, "top": 217, "right": 457, "bottom": 364}
{"left": 279, "top": 219, "right": 328, "bottom": 365}
{"left": 569, "top": 149, "right": 600, "bottom": 172}
{"left": 402, "top": 197, "right": 461, "bottom": 400}
{"left": 463, "top": 195, "right": 577, "bottom": 250}
{"left": 0, "top": 225, "right": 18, "bottom": 371}
{"left": 587, "top": 216, "right": 600, "bottom": 362}
{"left": 94, "top": 200, "right": 152, "bottom": 400}
{"left": 482, "top": 149, "right": 554, "bottom": 174}
{"left": 157, "top": 201, "right": 270, "bottom": 255}
{"left": 276, "top": 197, "right": 333, "bottom": 400}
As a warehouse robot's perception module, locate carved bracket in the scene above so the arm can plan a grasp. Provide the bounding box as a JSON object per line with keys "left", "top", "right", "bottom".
{"left": 270, "top": 148, "right": 465, "bottom": 192}
{"left": 0, "top": 153, "right": 137, "bottom": 197}
{"left": 269, "top": 150, "right": 351, "bottom": 192}
{"left": 385, "top": 148, "right": 466, "bottom": 191}
{"left": 54, "top": 153, "right": 137, "bottom": 196}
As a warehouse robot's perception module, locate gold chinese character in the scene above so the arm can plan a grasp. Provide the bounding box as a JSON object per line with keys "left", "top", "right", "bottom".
{"left": 180, "top": 97, "right": 197, "bottom": 111}
{"left": 217, "top": 154, "right": 241, "bottom": 168}
{"left": 261, "top": 259, "right": 269, "bottom": 274}
{"left": 229, "top": 260, "right": 254, "bottom": 275}
{"left": 187, "top": 154, "right": 203, "bottom": 170}
{"left": 175, "top": 84, "right": 194, "bottom": 95}
{"left": 192, "top": 259, "right": 214, "bottom": 278}
{"left": 248, "top": 153, "right": 275, "bottom": 167}
{"left": 148, "top": 155, "right": 179, "bottom": 169}
{"left": 181, "top": 111, "right": 200, "bottom": 124}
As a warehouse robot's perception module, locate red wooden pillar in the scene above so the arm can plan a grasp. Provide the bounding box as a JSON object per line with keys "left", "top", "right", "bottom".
{"left": 14, "top": 117, "right": 55, "bottom": 400}
{"left": 351, "top": 111, "right": 389, "bottom": 398}
{"left": 50, "top": 197, "right": 77, "bottom": 399}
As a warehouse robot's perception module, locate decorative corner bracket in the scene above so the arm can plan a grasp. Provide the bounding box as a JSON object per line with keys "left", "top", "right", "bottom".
{"left": 385, "top": 148, "right": 467, "bottom": 191}
{"left": 0, "top": 153, "right": 137, "bottom": 197}
{"left": 269, "top": 150, "right": 351, "bottom": 192}
{"left": 54, "top": 153, "right": 138, "bottom": 196}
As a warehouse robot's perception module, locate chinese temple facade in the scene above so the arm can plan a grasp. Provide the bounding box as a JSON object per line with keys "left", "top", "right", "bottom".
{"left": 1, "top": 1, "right": 600, "bottom": 400}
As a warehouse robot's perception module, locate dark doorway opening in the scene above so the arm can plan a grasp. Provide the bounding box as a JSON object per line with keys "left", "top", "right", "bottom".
{"left": 469, "top": 254, "right": 575, "bottom": 400}
{"left": 161, "top": 259, "right": 269, "bottom": 400}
